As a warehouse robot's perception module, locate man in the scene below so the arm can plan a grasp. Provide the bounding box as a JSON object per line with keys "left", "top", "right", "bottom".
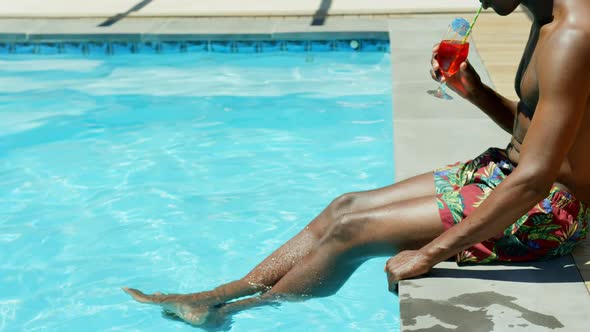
{"left": 124, "top": 0, "right": 590, "bottom": 326}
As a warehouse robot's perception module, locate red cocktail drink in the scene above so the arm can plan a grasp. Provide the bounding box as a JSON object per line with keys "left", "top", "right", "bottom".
{"left": 436, "top": 40, "right": 470, "bottom": 77}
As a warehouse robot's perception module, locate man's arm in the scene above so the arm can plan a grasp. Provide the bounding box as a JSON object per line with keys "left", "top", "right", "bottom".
{"left": 468, "top": 81, "right": 518, "bottom": 135}
{"left": 422, "top": 28, "right": 590, "bottom": 264}
{"left": 440, "top": 59, "right": 517, "bottom": 134}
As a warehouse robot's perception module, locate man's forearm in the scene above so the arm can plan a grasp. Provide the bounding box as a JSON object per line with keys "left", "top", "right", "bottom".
{"left": 420, "top": 173, "right": 549, "bottom": 264}
{"left": 469, "top": 84, "right": 517, "bottom": 135}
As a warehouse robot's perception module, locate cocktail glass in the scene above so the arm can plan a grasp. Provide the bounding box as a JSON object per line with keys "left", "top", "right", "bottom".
{"left": 427, "top": 18, "right": 471, "bottom": 100}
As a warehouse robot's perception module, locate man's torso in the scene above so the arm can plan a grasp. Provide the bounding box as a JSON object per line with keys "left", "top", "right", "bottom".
{"left": 507, "top": 2, "right": 590, "bottom": 202}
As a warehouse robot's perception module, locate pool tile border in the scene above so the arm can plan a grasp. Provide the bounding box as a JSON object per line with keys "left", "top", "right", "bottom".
{"left": 0, "top": 18, "right": 390, "bottom": 54}
{"left": 0, "top": 18, "right": 391, "bottom": 54}
{"left": 0, "top": 38, "right": 389, "bottom": 55}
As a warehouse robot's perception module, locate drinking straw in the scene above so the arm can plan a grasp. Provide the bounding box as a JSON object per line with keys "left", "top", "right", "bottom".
{"left": 462, "top": 5, "right": 483, "bottom": 44}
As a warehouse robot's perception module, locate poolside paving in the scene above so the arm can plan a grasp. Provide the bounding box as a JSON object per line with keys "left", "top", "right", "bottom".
{"left": 0, "top": 0, "right": 481, "bottom": 17}
{"left": 0, "top": 8, "right": 589, "bottom": 332}
{"left": 399, "top": 256, "right": 590, "bottom": 331}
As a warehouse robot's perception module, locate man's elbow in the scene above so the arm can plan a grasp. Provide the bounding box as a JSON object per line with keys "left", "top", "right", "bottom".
{"left": 510, "top": 168, "right": 555, "bottom": 202}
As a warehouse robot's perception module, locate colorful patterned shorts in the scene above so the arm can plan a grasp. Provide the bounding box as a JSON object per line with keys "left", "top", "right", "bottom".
{"left": 434, "top": 148, "right": 589, "bottom": 264}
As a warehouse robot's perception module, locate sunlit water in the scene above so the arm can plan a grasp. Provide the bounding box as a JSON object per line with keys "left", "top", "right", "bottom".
{"left": 0, "top": 51, "right": 396, "bottom": 331}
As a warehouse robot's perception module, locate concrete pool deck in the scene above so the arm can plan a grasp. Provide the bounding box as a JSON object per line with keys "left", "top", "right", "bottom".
{"left": 0, "top": 0, "right": 482, "bottom": 17}
{"left": 1, "top": 7, "right": 589, "bottom": 332}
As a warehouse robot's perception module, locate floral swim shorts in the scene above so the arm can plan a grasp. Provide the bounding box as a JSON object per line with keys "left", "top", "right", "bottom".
{"left": 434, "top": 148, "right": 589, "bottom": 264}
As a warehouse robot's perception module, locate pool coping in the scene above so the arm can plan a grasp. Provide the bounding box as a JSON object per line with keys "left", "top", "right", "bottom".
{"left": 0, "top": 0, "right": 483, "bottom": 18}
{"left": 1, "top": 16, "right": 589, "bottom": 332}
{"left": 0, "top": 17, "right": 391, "bottom": 43}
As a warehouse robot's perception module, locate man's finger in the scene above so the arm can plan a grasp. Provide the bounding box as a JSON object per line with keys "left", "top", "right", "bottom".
{"left": 388, "top": 276, "right": 399, "bottom": 293}
{"left": 430, "top": 69, "right": 438, "bottom": 81}
{"left": 387, "top": 269, "right": 399, "bottom": 291}
{"left": 431, "top": 67, "right": 443, "bottom": 82}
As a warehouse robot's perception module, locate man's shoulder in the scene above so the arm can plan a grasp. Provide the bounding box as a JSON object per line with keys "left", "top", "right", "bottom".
{"left": 538, "top": 23, "right": 590, "bottom": 74}
{"left": 536, "top": 22, "right": 590, "bottom": 96}
{"left": 544, "top": 23, "right": 590, "bottom": 60}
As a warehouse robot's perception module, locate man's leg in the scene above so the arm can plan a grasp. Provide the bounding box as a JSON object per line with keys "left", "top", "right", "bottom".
{"left": 261, "top": 194, "right": 444, "bottom": 297}
{"left": 128, "top": 194, "right": 445, "bottom": 326}
{"left": 124, "top": 172, "right": 438, "bottom": 307}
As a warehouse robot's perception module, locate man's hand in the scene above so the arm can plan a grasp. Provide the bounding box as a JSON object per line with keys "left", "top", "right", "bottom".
{"left": 385, "top": 250, "right": 434, "bottom": 293}
{"left": 430, "top": 43, "right": 484, "bottom": 100}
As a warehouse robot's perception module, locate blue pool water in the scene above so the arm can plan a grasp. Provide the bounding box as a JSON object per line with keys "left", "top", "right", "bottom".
{"left": 0, "top": 46, "right": 395, "bottom": 331}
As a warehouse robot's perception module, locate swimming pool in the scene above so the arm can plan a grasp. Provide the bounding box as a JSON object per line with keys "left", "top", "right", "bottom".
{"left": 0, "top": 40, "right": 396, "bottom": 331}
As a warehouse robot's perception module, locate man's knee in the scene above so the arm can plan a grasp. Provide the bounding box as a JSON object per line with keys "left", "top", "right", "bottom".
{"left": 329, "top": 192, "right": 360, "bottom": 219}
{"left": 323, "top": 213, "right": 369, "bottom": 245}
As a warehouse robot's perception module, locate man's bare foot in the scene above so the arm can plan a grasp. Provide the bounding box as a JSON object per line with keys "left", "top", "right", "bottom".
{"left": 123, "top": 287, "right": 211, "bottom": 326}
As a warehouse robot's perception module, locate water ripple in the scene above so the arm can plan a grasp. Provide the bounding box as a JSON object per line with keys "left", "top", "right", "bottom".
{"left": 0, "top": 51, "right": 396, "bottom": 331}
